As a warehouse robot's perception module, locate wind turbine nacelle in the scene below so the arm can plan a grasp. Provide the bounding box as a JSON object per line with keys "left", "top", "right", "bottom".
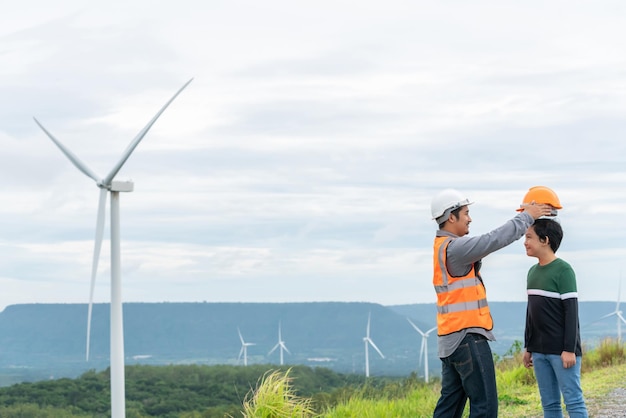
{"left": 110, "top": 180, "right": 134, "bottom": 192}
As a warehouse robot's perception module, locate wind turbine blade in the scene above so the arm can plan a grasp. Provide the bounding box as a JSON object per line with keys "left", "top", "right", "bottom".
{"left": 268, "top": 343, "right": 280, "bottom": 355}
{"left": 426, "top": 326, "right": 437, "bottom": 336}
{"left": 366, "top": 313, "right": 371, "bottom": 338}
{"left": 368, "top": 339, "right": 385, "bottom": 359}
{"left": 238, "top": 346, "right": 244, "bottom": 360}
{"left": 102, "top": 78, "right": 193, "bottom": 185}
{"left": 599, "top": 312, "right": 618, "bottom": 320}
{"left": 33, "top": 117, "right": 101, "bottom": 183}
{"left": 617, "top": 312, "right": 626, "bottom": 325}
{"left": 281, "top": 343, "right": 291, "bottom": 355}
{"left": 85, "top": 188, "right": 108, "bottom": 361}
{"left": 238, "top": 327, "right": 244, "bottom": 344}
{"left": 407, "top": 317, "right": 425, "bottom": 336}
{"left": 581, "top": 314, "right": 613, "bottom": 329}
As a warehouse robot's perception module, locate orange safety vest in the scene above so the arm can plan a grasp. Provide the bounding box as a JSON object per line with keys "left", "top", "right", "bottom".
{"left": 433, "top": 236, "right": 493, "bottom": 336}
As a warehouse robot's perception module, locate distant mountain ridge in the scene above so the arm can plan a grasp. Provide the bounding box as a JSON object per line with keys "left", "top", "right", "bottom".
{"left": 0, "top": 301, "right": 619, "bottom": 386}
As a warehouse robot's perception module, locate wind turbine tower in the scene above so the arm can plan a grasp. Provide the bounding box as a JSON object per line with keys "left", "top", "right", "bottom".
{"left": 237, "top": 327, "right": 256, "bottom": 366}
{"left": 268, "top": 321, "right": 290, "bottom": 365}
{"left": 407, "top": 318, "right": 437, "bottom": 382}
{"left": 34, "top": 79, "right": 192, "bottom": 418}
{"left": 363, "top": 312, "right": 385, "bottom": 377}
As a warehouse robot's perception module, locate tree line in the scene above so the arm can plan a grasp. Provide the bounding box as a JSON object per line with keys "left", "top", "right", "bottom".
{"left": 0, "top": 363, "right": 394, "bottom": 417}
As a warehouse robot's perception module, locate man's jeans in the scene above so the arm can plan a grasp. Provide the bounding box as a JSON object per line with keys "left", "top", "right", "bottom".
{"left": 532, "top": 352, "right": 588, "bottom": 418}
{"left": 433, "top": 333, "right": 498, "bottom": 418}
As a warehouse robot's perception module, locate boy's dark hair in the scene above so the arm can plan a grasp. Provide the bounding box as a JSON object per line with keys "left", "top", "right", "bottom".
{"left": 532, "top": 218, "right": 563, "bottom": 253}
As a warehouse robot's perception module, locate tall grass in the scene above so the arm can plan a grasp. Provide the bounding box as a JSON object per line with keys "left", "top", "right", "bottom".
{"left": 321, "top": 384, "right": 440, "bottom": 418}
{"left": 582, "top": 337, "right": 626, "bottom": 371}
{"left": 239, "top": 338, "right": 626, "bottom": 418}
{"left": 237, "top": 368, "right": 316, "bottom": 418}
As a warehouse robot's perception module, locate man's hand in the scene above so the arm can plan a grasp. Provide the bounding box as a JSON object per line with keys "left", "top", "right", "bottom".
{"left": 520, "top": 202, "right": 554, "bottom": 220}
{"left": 523, "top": 350, "right": 533, "bottom": 368}
{"left": 562, "top": 351, "right": 576, "bottom": 369}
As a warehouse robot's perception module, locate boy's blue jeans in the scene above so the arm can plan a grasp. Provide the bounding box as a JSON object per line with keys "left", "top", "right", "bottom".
{"left": 532, "top": 352, "right": 588, "bottom": 418}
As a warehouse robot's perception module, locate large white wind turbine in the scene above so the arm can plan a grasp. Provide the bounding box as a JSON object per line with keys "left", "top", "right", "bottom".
{"left": 407, "top": 318, "right": 437, "bottom": 383}
{"left": 237, "top": 327, "right": 256, "bottom": 366}
{"left": 597, "top": 279, "right": 626, "bottom": 342}
{"left": 268, "top": 321, "right": 290, "bottom": 365}
{"left": 33, "top": 78, "right": 192, "bottom": 418}
{"left": 363, "top": 312, "right": 384, "bottom": 377}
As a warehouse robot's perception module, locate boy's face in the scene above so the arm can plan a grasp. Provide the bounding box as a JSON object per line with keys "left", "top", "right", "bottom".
{"left": 524, "top": 225, "right": 548, "bottom": 258}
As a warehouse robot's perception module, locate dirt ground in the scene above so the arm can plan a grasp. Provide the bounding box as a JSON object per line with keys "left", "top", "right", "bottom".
{"left": 587, "top": 387, "right": 626, "bottom": 417}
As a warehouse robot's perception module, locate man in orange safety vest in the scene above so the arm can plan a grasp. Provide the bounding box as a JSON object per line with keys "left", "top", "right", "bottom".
{"left": 431, "top": 188, "right": 552, "bottom": 418}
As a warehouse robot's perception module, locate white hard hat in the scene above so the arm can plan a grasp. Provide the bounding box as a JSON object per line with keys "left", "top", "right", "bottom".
{"left": 431, "top": 189, "right": 473, "bottom": 223}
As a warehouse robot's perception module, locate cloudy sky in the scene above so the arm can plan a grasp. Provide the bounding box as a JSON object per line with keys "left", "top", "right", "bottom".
{"left": 2, "top": 1, "right": 626, "bottom": 311}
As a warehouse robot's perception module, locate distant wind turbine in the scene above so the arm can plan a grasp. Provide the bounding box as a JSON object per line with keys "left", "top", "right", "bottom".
{"left": 363, "top": 312, "right": 384, "bottom": 377}
{"left": 407, "top": 318, "right": 437, "bottom": 383}
{"left": 33, "top": 79, "right": 193, "bottom": 418}
{"left": 237, "top": 327, "right": 256, "bottom": 366}
{"left": 597, "top": 278, "right": 626, "bottom": 342}
{"left": 268, "top": 321, "right": 290, "bottom": 365}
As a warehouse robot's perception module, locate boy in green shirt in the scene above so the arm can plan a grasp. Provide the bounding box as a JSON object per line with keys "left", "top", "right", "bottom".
{"left": 522, "top": 219, "right": 588, "bottom": 418}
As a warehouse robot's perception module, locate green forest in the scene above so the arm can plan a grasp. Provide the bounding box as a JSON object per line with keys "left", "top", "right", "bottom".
{"left": 0, "top": 364, "right": 378, "bottom": 417}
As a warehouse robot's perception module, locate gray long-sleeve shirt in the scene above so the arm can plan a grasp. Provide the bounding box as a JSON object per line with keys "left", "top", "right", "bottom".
{"left": 436, "top": 211, "right": 535, "bottom": 358}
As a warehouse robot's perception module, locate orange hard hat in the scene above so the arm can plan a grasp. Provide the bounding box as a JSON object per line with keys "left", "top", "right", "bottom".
{"left": 516, "top": 186, "right": 562, "bottom": 212}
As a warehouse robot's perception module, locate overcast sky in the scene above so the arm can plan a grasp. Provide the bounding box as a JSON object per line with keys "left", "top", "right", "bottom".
{"left": 2, "top": 1, "right": 626, "bottom": 311}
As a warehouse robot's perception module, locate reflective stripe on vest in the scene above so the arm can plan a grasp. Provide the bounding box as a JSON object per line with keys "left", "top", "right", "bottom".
{"left": 437, "top": 297, "right": 489, "bottom": 314}
{"left": 433, "top": 236, "right": 493, "bottom": 336}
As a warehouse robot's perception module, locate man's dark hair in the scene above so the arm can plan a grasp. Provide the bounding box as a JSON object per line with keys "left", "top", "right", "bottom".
{"left": 438, "top": 206, "right": 464, "bottom": 229}
{"left": 532, "top": 218, "right": 563, "bottom": 253}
